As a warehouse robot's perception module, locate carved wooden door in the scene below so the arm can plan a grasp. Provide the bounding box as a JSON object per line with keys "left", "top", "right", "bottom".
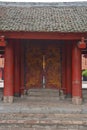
{"left": 45, "top": 45, "right": 61, "bottom": 89}
{"left": 25, "top": 43, "right": 61, "bottom": 89}
{"left": 25, "top": 44, "right": 42, "bottom": 89}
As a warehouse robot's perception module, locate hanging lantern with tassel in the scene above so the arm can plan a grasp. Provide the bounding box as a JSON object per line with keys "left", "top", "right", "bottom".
{"left": 0, "top": 36, "right": 6, "bottom": 47}
{"left": 78, "top": 37, "right": 86, "bottom": 49}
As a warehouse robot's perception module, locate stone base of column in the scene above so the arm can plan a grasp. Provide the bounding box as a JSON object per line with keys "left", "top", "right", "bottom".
{"left": 3, "top": 96, "right": 14, "bottom": 103}
{"left": 72, "top": 97, "right": 82, "bottom": 105}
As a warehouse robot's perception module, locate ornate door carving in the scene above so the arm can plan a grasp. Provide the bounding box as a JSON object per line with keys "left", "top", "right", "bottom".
{"left": 46, "top": 45, "right": 61, "bottom": 89}
{"left": 25, "top": 43, "right": 61, "bottom": 89}
{"left": 25, "top": 44, "right": 42, "bottom": 88}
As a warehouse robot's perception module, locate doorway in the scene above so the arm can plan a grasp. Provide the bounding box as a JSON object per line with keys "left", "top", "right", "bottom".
{"left": 25, "top": 42, "right": 61, "bottom": 89}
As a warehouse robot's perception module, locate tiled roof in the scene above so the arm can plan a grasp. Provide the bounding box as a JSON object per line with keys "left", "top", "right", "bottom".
{"left": 0, "top": 2, "right": 87, "bottom": 32}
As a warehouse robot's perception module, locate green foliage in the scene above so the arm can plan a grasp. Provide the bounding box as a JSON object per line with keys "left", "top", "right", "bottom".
{"left": 82, "top": 69, "right": 87, "bottom": 76}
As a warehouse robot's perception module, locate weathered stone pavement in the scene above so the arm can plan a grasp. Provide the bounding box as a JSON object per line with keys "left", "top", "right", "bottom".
{"left": 0, "top": 89, "right": 87, "bottom": 129}
{"left": 0, "top": 97, "right": 86, "bottom": 129}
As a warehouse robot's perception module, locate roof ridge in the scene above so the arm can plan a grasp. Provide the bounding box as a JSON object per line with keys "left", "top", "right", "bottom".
{"left": 0, "top": 1, "right": 87, "bottom": 7}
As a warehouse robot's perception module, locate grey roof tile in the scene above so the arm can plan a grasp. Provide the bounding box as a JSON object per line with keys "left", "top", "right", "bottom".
{"left": 0, "top": 2, "right": 87, "bottom": 32}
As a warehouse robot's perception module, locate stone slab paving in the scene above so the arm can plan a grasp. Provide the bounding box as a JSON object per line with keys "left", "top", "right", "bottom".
{"left": 0, "top": 97, "right": 87, "bottom": 129}
{"left": 0, "top": 98, "right": 87, "bottom": 127}
{"left": 0, "top": 97, "right": 86, "bottom": 114}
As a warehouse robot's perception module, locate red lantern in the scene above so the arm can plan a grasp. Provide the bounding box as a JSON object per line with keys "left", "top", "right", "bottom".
{"left": 78, "top": 37, "right": 86, "bottom": 49}
{"left": 0, "top": 36, "right": 6, "bottom": 47}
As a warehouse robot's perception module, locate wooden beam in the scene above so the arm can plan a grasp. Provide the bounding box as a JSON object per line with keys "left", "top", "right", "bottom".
{"left": 0, "top": 31, "right": 87, "bottom": 40}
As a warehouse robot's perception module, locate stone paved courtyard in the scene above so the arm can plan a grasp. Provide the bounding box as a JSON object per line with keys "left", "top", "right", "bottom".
{"left": 0, "top": 89, "right": 87, "bottom": 130}
{"left": 0, "top": 96, "right": 86, "bottom": 130}
{"left": 0, "top": 97, "right": 87, "bottom": 114}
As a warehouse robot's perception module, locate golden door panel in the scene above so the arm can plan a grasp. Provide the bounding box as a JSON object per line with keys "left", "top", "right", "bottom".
{"left": 25, "top": 43, "right": 61, "bottom": 89}
{"left": 25, "top": 44, "right": 42, "bottom": 89}
{"left": 46, "top": 45, "right": 61, "bottom": 89}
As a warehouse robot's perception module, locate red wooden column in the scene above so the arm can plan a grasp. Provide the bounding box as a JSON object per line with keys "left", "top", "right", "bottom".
{"left": 14, "top": 41, "right": 21, "bottom": 96}
{"left": 72, "top": 43, "right": 82, "bottom": 105}
{"left": 20, "top": 43, "right": 24, "bottom": 95}
{"left": 4, "top": 40, "right": 14, "bottom": 103}
{"left": 62, "top": 44, "right": 66, "bottom": 94}
{"left": 65, "top": 43, "right": 72, "bottom": 98}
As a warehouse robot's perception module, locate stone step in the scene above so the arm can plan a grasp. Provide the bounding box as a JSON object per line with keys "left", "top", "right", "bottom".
{"left": 26, "top": 96, "right": 60, "bottom": 101}
{"left": 0, "top": 113, "right": 86, "bottom": 129}
{"left": 0, "top": 113, "right": 86, "bottom": 120}
{"left": 2, "top": 101, "right": 81, "bottom": 114}
{"left": 25, "top": 89, "right": 65, "bottom": 101}
{"left": 28, "top": 89, "right": 59, "bottom": 92}
{"left": 25, "top": 88, "right": 60, "bottom": 100}
{"left": 27, "top": 89, "right": 60, "bottom": 97}
{"left": 28, "top": 92, "right": 59, "bottom": 97}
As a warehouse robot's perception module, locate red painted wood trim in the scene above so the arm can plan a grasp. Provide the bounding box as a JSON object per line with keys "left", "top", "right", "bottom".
{"left": 20, "top": 42, "right": 24, "bottom": 94}
{"left": 14, "top": 40, "right": 21, "bottom": 95}
{"left": 66, "top": 43, "right": 72, "bottom": 96}
{"left": 12, "top": 43, "right": 15, "bottom": 95}
{"left": 4, "top": 40, "right": 14, "bottom": 96}
{"left": 61, "top": 44, "right": 66, "bottom": 94}
{"left": 72, "top": 44, "right": 82, "bottom": 98}
{"left": 0, "top": 31, "right": 87, "bottom": 40}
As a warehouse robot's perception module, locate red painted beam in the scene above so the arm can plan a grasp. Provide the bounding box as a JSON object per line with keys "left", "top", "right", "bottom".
{"left": 0, "top": 31, "right": 87, "bottom": 40}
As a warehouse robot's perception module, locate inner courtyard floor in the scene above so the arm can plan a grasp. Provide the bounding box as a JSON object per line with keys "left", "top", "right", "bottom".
{"left": 0, "top": 89, "right": 87, "bottom": 130}
{"left": 0, "top": 97, "right": 87, "bottom": 130}
{"left": 0, "top": 88, "right": 87, "bottom": 113}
